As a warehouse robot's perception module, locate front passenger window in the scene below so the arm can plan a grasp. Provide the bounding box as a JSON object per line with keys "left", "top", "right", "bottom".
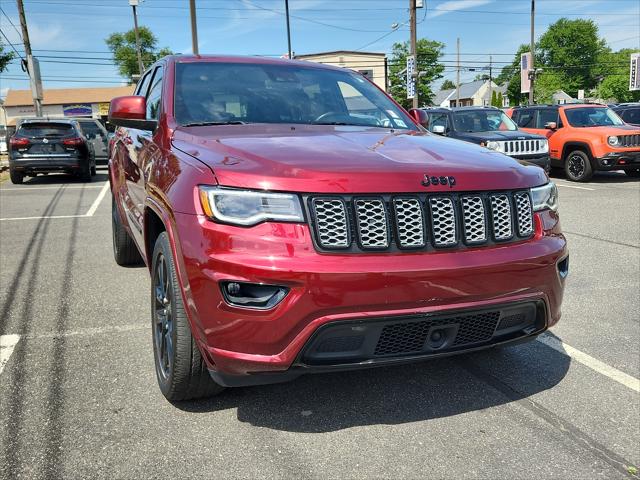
{"left": 516, "top": 110, "right": 535, "bottom": 128}
{"left": 146, "top": 67, "right": 164, "bottom": 120}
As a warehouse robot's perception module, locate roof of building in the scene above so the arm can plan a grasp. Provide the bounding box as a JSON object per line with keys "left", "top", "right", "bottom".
{"left": 433, "top": 88, "right": 455, "bottom": 106}
{"left": 295, "top": 50, "right": 386, "bottom": 58}
{"left": 3, "top": 85, "right": 135, "bottom": 107}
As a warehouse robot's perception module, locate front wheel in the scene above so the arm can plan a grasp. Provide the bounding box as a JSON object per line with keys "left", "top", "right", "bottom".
{"left": 151, "top": 232, "right": 225, "bottom": 402}
{"left": 625, "top": 169, "right": 640, "bottom": 178}
{"left": 564, "top": 150, "right": 593, "bottom": 182}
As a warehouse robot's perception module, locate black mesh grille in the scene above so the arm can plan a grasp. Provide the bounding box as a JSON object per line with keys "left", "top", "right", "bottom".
{"left": 316, "top": 336, "right": 364, "bottom": 353}
{"left": 497, "top": 313, "right": 526, "bottom": 330}
{"left": 308, "top": 191, "right": 533, "bottom": 253}
{"left": 374, "top": 311, "right": 500, "bottom": 356}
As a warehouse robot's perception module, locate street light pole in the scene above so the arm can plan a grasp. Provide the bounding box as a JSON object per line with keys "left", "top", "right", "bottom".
{"left": 529, "top": 0, "right": 535, "bottom": 105}
{"left": 285, "top": 0, "right": 292, "bottom": 58}
{"left": 409, "top": 0, "right": 418, "bottom": 108}
{"left": 129, "top": 0, "right": 144, "bottom": 75}
{"left": 189, "top": 0, "right": 199, "bottom": 56}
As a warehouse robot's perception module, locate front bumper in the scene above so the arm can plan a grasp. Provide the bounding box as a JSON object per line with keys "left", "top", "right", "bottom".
{"left": 511, "top": 154, "right": 551, "bottom": 172}
{"left": 174, "top": 209, "right": 567, "bottom": 384}
{"left": 596, "top": 150, "right": 640, "bottom": 170}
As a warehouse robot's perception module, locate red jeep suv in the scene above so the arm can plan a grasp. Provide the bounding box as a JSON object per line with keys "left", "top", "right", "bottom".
{"left": 109, "top": 56, "right": 567, "bottom": 401}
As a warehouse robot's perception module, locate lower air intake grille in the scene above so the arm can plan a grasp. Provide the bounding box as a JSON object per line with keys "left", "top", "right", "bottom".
{"left": 374, "top": 311, "right": 501, "bottom": 356}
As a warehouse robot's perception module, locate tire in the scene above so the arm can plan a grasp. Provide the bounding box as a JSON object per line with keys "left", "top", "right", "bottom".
{"left": 151, "top": 232, "right": 225, "bottom": 401}
{"left": 564, "top": 150, "right": 593, "bottom": 182}
{"left": 111, "top": 195, "right": 144, "bottom": 266}
{"left": 80, "top": 162, "right": 92, "bottom": 182}
{"left": 625, "top": 169, "right": 640, "bottom": 178}
{"left": 91, "top": 163, "right": 97, "bottom": 176}
{"left": 9, "top": 168, "right": 23, "bottom": 184}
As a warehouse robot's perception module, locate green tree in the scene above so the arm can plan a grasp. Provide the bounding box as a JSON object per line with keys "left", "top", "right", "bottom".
{"left": 534, "top": 72, "right": 564, "bottom": 104}
{"left": 0, "top": 42, "right": 16, "bottom": 73}
{"left": 106, "top": 26, "right": 172, "bottom": 78}
{"left": 388, "top": 39, "right": 445, "bottom": 108}
{"left": 598, "top": 49, "right": 640, "bottom": 102}
{"left": 537, "top": 18, "right": 608, "bottom": 97}
{"left": 441, "top": 79, "right": 456, "bottom": 90}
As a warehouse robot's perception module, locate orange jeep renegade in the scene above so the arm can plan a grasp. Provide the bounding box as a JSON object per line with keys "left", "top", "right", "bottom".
{"left": 508, "top": 104, "right": 640, "bottom": 181}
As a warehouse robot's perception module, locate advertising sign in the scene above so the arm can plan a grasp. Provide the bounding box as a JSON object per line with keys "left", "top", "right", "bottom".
{"left": 407, "top": 56, "right": 416, "bottom": 99}
{"left": 520, "top": 52, "right": 532, "bottom": 94}
{"left": 630, "top": 53, "right": 640, "bottom": 91}
{"left": 98, "top": 103, "right": 111, "bottom": 116}
{"left": 63, "top": 104, "right": 93, "bottom": 117}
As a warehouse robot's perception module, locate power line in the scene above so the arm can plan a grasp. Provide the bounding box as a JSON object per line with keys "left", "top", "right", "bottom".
{"left": 0, "top": 29, "right": 25, "bottom": 60}
{"left": 0, "top": 6, "right": 23, "bottom": 40}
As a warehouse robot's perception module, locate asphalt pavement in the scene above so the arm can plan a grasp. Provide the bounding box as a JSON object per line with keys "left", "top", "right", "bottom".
{"left": 0, "top": 169, "right": 638, "bottom": 479}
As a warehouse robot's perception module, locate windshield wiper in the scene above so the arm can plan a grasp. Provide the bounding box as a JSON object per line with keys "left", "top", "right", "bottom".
{"left": 181, "top": 121, "right": 247, "bottom": 127}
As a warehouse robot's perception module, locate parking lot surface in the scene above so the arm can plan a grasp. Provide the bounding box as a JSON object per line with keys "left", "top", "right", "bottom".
{"left": 1, "top": 170, "right": 638, "bottom": 479}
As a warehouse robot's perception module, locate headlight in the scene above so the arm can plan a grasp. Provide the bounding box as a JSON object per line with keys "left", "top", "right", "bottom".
{"left": 485, "top": 141, "right": 502, "bottom": 152}
{"left": 198, "top": 187, "right": 304, "bottom": 226}
{"left": 540, "top": 139, "right": 549, "bottom": 153}
{"left": 530, "top": 182, "right": 558, "bottom": 212}
{"left": 608, "top": 136, "right": 619, "bottom": 146}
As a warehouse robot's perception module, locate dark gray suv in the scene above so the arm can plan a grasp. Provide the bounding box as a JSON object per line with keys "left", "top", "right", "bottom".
{"left": 8, "top": 118, "right": 96, "bottom": 184}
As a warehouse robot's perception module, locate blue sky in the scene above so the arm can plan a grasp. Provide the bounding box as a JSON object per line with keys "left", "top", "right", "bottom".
{"left": 1, "top": 0, "right": 639, "bottom": 97}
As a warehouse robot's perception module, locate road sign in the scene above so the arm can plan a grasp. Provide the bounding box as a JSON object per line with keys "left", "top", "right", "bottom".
{"left": 630, "top": 53, "right": 640, "bottom": 91}
{"left": 407, "top": 56, "right": 416, "bottom": 99}
{"left": 416, "top": 0, "right": 424, "bottom": 7}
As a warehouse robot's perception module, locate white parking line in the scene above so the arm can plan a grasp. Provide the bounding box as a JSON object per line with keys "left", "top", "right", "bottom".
{"left": 0, "top": 185, "right": 104, "bottom": 192}
{"left": 0, "top": 181, "right": 109, "bottom": 221}
{"left": 0, "top": 334, "right": 20, "bottom": 375}
{"left": 554, "top": 183, "right": 596, "bottom": 191}
{"left": 538, "top": 334, "right": 640, "bottom": 393}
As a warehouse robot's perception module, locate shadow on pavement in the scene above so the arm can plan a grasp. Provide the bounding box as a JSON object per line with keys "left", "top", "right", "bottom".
{"left": 176, "top": 333, "right": 570, "bottom": 433}
{"left": 549, "top": 169, "right": 639, "bottom": 184}
{"left": 15, "top": 172, "right": 109, "bottom": 185}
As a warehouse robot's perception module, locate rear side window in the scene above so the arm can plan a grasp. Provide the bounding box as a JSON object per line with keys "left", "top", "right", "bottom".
{"left": 537, "top": 109, "right": 558, "bottom": 128}
{"left": 135, "top": 71, "right": 153, "bottom": 97}
{"left": 515, "top": 109, "right": 536, "bottom": 128}
{"left": 17, "top": 123, "right": 74, "bottom": 138}
{"left": 80, "top": 122, "right": 101, "bottom": 135}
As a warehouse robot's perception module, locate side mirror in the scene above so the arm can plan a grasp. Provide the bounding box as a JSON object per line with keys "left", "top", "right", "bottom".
{"left": 545, "top": 121, "right": 557, "bottom": 130}
{"left": 432, "top": 125, "right": 446, "bottom": 135}
{"left": 109, "top": 96, "right": 157, "bottom": 131}
{"left": 408, "top": 108, "right": 429, "bottom": 128}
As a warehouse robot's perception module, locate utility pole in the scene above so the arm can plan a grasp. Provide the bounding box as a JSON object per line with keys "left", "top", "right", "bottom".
{"left": 529, "top": 0, "right": 535, "bottom": 105}
{"left": 16, "top": 0, "right": 43, "bottom": 116}
{"left": 456, "top": 38, "right": 460, "bottom": 107}
{"left": 189, "top": 0, "right": 199, "bottom": 55}
{"left": 488, "top": 55, "right": 493, "bottom": 106}
{"left": 129, "top": 0, "right": 144, "bottom": 74}
{"left": 409, "top": 0, "right": 418, "bottom": 108}
{"left": 285, "top": 0, "right": 292, "bottom": 59}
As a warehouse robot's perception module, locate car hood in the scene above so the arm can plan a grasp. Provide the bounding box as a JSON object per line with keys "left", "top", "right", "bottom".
{"left": 457, "top": 130, "right": 546, "bottom": 141}
{"left": 172, "top": 124, "right": 547, "bottom": 193}
{"left": 582, "top": 125, "right": 640, "bottom": 134}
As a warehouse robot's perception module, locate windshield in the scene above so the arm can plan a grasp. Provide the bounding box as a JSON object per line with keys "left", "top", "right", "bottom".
{"left": 174, "top": 62, "right": 415, "bottom": 130}
{"left": 452, "top": 110, "right": 518, "bottom": 132}
{"left": 564, "top": 107, "right": 624, "bottom": 127}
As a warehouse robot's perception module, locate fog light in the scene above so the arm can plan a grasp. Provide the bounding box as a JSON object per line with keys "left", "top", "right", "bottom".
{"left": 220, "top": 281, "right": 289, "bottom": 309}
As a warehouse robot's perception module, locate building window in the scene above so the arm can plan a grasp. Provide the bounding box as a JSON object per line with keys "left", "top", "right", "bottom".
{"left": 358, "top": 70, "right": 374, "bottom": 81}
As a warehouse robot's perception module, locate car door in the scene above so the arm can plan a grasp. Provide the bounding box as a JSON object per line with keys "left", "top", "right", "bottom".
{"left": 81, "top": 121, "right": 109, "bottom": 160}
{"left": 115, "top": 69, "right": 154, "bottom": 244}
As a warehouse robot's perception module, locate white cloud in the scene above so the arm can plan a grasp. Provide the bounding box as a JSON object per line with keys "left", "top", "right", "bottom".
{"left": 429, "top": 0, "right": 494, "bottom": 19}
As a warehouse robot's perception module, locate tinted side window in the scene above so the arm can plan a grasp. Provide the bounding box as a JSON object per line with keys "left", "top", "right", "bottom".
{"left": 146, "top": 67, "right": 164, "bottom": 120}
{"left": 622, "top": 108, "right": 640, "bottom": 124}
{"left": 80, "top": 122, "right": 101, "bottom": 135}
{"left": 428, "top": 113, "right": 449, "bottom": 132}
{"left": 135, "top": 71, "right": 153, "bottom": 97}
{"left": 537, "top": 109, "right": 558, "bottom": 128}
{"left": 515, "top": 109, "right": 536, "bottom": 128}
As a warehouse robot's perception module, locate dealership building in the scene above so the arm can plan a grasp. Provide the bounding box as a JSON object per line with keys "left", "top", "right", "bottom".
{"left": 2, "top": 85, "right": 135, "bottom": 127}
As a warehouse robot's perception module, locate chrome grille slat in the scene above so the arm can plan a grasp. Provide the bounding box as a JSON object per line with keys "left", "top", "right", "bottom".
{"left": 312, "top": 199, "right": 350, "bottom": 248}
{"left": 309, "top": 191, "right": 533, "bottom": 252}
{"left": 499, "top": 139, "right": 547, "bottom": 156}
{"left": 461, "top": 196, "right": 486, "bottom": 243}
{"left": 393, "top": 198, "right": 426, "bottom": 248}
{"left": 354, "top": 198, "right": 389, "bottom": 248}
{"left": 514, "top": 192, "right": 534, "bottom": 236}
{"left": 428, "top": 197, "right": 457, "bottom": 247}
{"left": 490, "top": 194, "right": 513, "bottom": 240}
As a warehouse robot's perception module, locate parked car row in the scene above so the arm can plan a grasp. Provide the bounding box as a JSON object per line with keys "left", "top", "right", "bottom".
{"left": 6, "top": 117, "right": 109, "bottom": 184}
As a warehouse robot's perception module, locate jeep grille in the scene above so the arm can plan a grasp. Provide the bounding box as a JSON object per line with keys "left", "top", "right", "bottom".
{"left": 619, "top": 134, "right": 640, "bottom": 148}
{"left": 308, "top": 191, "right": 535, "bottom": 253}
{"left": 501, "top": 139, "right": 547, "bottom": 156}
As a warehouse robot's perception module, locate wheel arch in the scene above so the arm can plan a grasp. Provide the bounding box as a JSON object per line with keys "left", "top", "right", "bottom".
{"left": 562, "top": 141, "right": 594, "bottom": 163}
